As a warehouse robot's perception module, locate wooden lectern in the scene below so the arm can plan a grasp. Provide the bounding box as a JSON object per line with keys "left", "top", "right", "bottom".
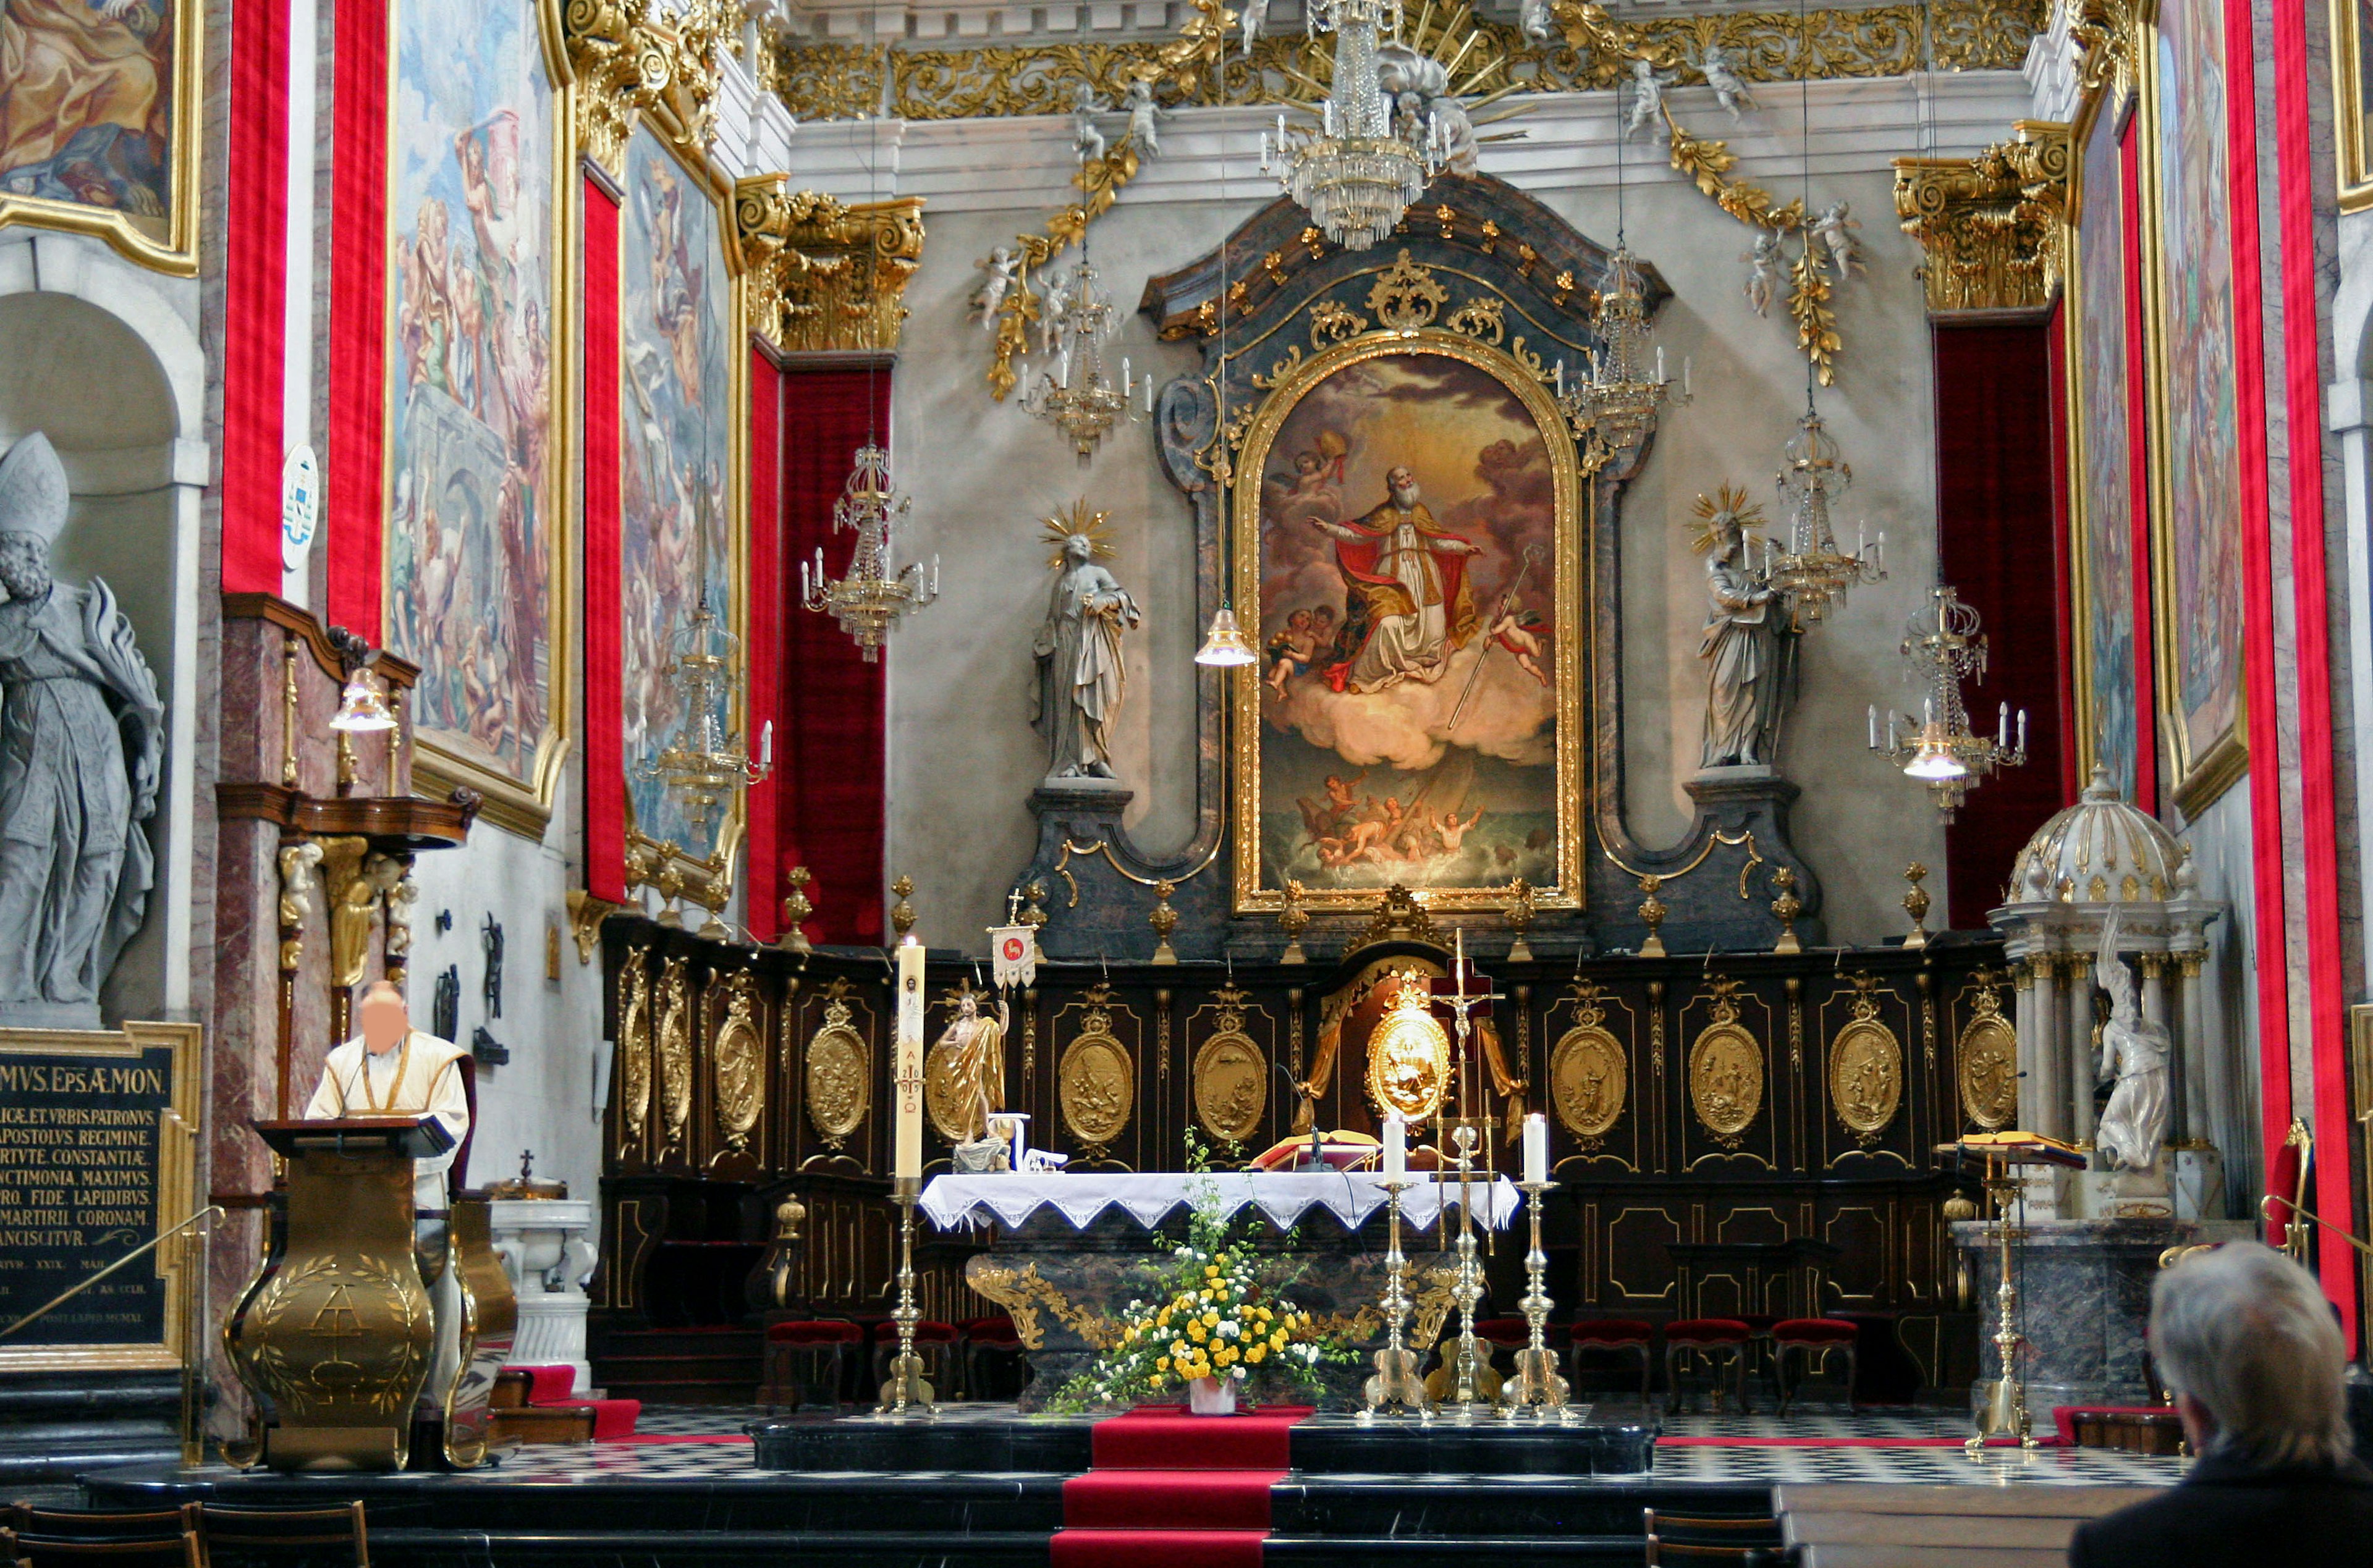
{"left": 226, "top": 1117, "right": 454, "bottom": 1471}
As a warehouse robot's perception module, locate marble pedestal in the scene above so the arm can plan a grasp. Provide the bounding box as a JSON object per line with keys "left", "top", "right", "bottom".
{"left": 489, "top": 1199, "right": 599, "bottom": 1394}
{"left": 1952, "top": 1216, "right": 2252, "bottom": 1413}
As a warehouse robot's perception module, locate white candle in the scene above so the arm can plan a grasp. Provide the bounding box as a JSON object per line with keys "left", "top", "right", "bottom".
{"left": 1683, "top": 356, "right": 1692, "bottom": 398}
{"left": 759, "top": 720, "right": 772, "bottom": 769}
{"left": 1554, "top": 361, "right": 1565, "bottom": 397}
{"left": 1924, "top": 696, "right": 1935, "bottom": 731}
{"left": 1144, "top": 375, "right": 1156, "bottom": 414}
{"left": 2017, "top": 709, "right": 2028, "bottom": 753}
{"left": 1384, "top": 1114, "right": 1406, "bottom": 1181}
{"left": 1868, "top": 704, "right": 1879, "bottom": 749}
{"left": 1656, "top": 345, "right": 1665, "bottom": 383}
{"left": 1522, "top": 1113, "right": 1547, "bottom": 1186}
{"left": 1997, "top": 702, "right": 2010, "bottom": 748}
{"left": 894, "top": 944, "right": 925, "bottom": 1179}
{"left": 1122, "top": 356, "right": 1132, "bottom": 395}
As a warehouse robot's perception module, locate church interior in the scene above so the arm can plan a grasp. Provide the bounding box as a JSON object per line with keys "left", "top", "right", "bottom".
{"left": 4, "top": 0, "right": 2373, "bottom": 1559}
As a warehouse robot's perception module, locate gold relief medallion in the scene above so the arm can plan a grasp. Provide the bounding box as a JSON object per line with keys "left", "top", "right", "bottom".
{"left": 1059, "top": 990, "right": 1135, "bottom": 1153}
{"left": 713, "top": 974, "right": 764, "bottom": 1151}
{"left": 804, "top": 990, "right": 869, "bottom": 1147}
{"left": 1193, "top": 1032, "right": 1267, "bottom": 1144}
{"left": 1688, "top": 982, "right": 1763, "bottom": 1149}
{"left": 1827, "top": 979, "right": 1903, "bottom": 1144}
{"left": 923, "top": 1035, "right": 970, "bottom": 1144}
{"left": 617, "top": 955, "right": 652, "bottom": 1146}
{"left": 242, "top": 1254, "right": 431, "bottom": 1420}
{"left": 1549, "top": 983, "right": 1627, "bottom": 1144}
{"left": 1957, "top": 979, "right": 2019, "bottom": 1129}
{"left": 1365, "top": 970, "right": 1451, "bottom": 1122}
{"left": 656, "top": 956, "right": 693, "bottom": 1148}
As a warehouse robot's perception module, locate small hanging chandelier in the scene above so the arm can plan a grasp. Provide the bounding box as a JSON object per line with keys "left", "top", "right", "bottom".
{"left": 1763, "top": 407, "right": 1884, "bottom": 621}
{"left": 1867, "top": 585, "right": 2028, "bottom": 819}
{"left": 1266, "top": 0, "right": 1432, "bottom": 250}
{"left": 800, "top": 444, "right": 939, "bottom": 662}
{"left": 1022, "top": 259, "right": 1151, "bottom": 462}
{"left": 1195, "top": 606, "right": 1260, "bottom": 667}
{"left": 1555, "top": 248, "right": 1689, "bottom": 458}
{"left": 635, "top": 589, "right": 772, "bottom": 835}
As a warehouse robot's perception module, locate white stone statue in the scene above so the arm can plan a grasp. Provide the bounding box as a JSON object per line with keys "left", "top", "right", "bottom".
{"left": 1240, "top": 0, "right": 1267, "bottom": 55}
{"left": 1625, "top": 59, "right": 1673, "bottom": 140}
{"left": 1038, "top": 270, "right": 1073, "bottom": 357}
{"left": 1070, "top": 81, "right": 1109, "bottom": 164}
{"left": 1519, "top": 0, "right": 1552, "bottom": 41}
{"left": 973, "top": 245, "right": 1022, "bottom": 331}
{"left": 0, "top": 433, "right": 164, "bottom": 1029}
{"left": 1699, "top": 42, "right": 1759, "bottom": 119}
{"left": 1377, "top": 44, "right": 1476, "bottom": 175}
{"left": 1743, "top": 232, "right": 1783, "bottom": 316}
{"left": 1695, "top": 494, "right": 1788, "bottom": 770}
{"left": 2092, "top": 910, "right": 2170, "bottom": 1173}
{"left": 1811, "top": 200, "right": 1864, "bottom": 279}
{"left": 1031, "top": 522, "right": 1142, "bottom": 782}
{"left": 1121, "top": 77, "right": 1164, "bottom": 157}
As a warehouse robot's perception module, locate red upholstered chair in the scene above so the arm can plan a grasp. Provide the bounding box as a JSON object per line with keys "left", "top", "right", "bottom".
{"left": 764, "top": 1318, "right": 864, "bottom": 1411}
{"left": 1771, "top": 1317, "right": 1858, "bottom": 1415}
{"left": 871, "top": 1319, "right": 961, "bottom": 1401}
{"left": 1663, "top": 1319, "right": 1751, "bottom": 1414}
{"left": 961, "top": 1316, "right": 1030, "bottom": 1402}
{"left": 1568, "top": 1318, "right": 1654, "bottom": 1402}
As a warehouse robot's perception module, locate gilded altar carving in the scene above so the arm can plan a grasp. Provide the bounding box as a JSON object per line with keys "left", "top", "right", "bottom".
{"left": 562, "top": 0, "right": 740, "bottom": 179}
{"left": 735, "top": 176, "right": 926, "bottom": 354}
{"left": 2070, "top": 0, "right": 2138, "bottom": 99}
{"left": 616, "top": 951, "right": 651, "bottom": 1147}
{"left": 1346, "top": 885, "right": 1444, "bottom": 955}
{"left": 1827, "top": 975, "right": 1903, "bottom": 1144}
{"left": 803, "top": 985, "right": 870, "bottom": 1148}
{"left": 964, "top": 1256, "right": 1122, "bottom": 1350}
{"left": 1365, "top": 970, "right": 1452, "bottom": 1123}
{"left": 1956, "top": 974, "right": 2019, "bottom": 1130}
{"left": 1688, "top": 981, "right": 1763, "bottom": 1149}
{"left": 1059, "top": 984, "right": 1135, "bottom": 1154}
{"left": 712, "top": 971, "right": 764, "bottom": 1152}
{"left": 1192, "top": 986, "right": 1267, "bottom": 1144}
{"left": 1548, "top": 982, "right": 1626, "bottom": 1147}
{"left": 316, "top": 836, "right": 377, "bottom": 990}
{"left": 655, "top": 955, "right": 692, "bottom": 1149}
{"left": 1892, "top": 122, "right": 2071, "bottom": 315}
{"left": 567, "top": 889, "right": 624, "bottom": 966}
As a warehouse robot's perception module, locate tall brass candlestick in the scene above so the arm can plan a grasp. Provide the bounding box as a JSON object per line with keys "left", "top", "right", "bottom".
{"left": 877, "top": 1175, "right": 936, "bottom": 1417}
{"left": 1499, "top": 1178, "right": 1570, "bottom": 1422}
{"left": 1360, "top": 1178, "right": 1432, "bottom": 1422}
{"left": 1966, "top": 1151, "right": 2034, "bottom": 1453}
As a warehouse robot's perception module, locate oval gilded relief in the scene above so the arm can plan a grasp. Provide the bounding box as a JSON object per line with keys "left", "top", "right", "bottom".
{"left": 1060, "top": 1032, "right": 1135, "bottom": 1150}
{"left": 923, "top": 1036, "right": 969, "bottom": 1144}
{"left": 617, "top": 959, "right": 651, "bottom": 1145}
{"left": 1958, "top": 1013, "right": 2019, "bottom": 1130}
{"left": 804, "top": 1000, "right": 869, "bottom": 1147}
{"left": 656, "top": 957, "right": 693, "bottom": 1147}
{"left": 1193, "top": 1031, "right": 1267, "bottom": 1144}
{"left": 713, "top": 982, "right": 763, "bottom": 1151}
{"left": 1365, "top": 980, "right": 1451, "bottom": 1123}
{"left": 1828, "top": 1017, "right": 1903, "bottom": 1141}
{"left": 1548, "top": 1024, "right": 1626, "bottom": 1140}
{"left": 1688, "top": 1022, "right": 1763, "bottom": 1147}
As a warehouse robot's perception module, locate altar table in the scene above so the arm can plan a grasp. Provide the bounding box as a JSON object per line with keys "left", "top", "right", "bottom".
{"left": 920, "top": 1171, "right": 1522, "bottom": 1234}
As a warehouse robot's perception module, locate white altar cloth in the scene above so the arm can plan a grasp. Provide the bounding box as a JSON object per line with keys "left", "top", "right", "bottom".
{"left": 917, "top": 1171, "right": 1523, "bottom": 1234}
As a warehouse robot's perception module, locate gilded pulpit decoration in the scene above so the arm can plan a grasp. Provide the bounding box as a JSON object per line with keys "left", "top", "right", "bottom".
{"left": 1827, "top": 974, "right": 1902, "bottom": 1144}
{"left": 1549, "top": 981, "right": 1626, "bottom": 1148}
{"left": 318, "top": 837, "right": 377, "bottom": 990}
{"left": 1059, "top": 984, "right": 1135, "bottom": 1155}
{"left": 1892, "top": 123, "right": 2071, "bottom": 316}
{"left": 616, "top": 951, "right": 652, "bottom": 1146}
{"left": 1956, "top": 970, "right": 2018, "bottom": 1129}
{"left": 1193, "top": 985, "right": 1268, "bottom": 1144}
{"left": 1365, "top": 970, "right": 1452, "bottom": 1123}
{"left": 803, "top": 983, "right": 869, "bottom": 1148}
{"left": 277, "top": 841, "right": 323, "bottom": 974}
{"left": 735, "top": 175, "right": 926, "bottom": 353}
{"left": 1688, "top": 980, "right": 1762, "bottom": 1149}
{"left": 656, "top": 955, "right": 693, "bottom": 1149}
{"left": 239, "top": 1254, "right": 433, "bottom": 1421}
{"left": 712, "top": 970, "right": 764, "bottom": 1152}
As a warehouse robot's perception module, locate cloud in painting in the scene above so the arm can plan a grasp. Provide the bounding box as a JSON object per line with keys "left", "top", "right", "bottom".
{"left": 1266, "top": 633, "right": 1554, "bottom": 770}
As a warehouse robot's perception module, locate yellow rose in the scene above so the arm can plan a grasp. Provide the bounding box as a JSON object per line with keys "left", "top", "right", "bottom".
{"left": 1206, "top": 1265, "right": 1221, "bottom": 1278}
{"left": 1216, "top": 1346, "right": 1238, "bottom": 1366}
{"left": 1188, "top": 1321, "right": 1208, "bottom": 1341}
{"left": 1204, "top": 1311, "right": 1221, "bottom": 1328}
{"left": 1271, "top": 1331, "right": 1288, "bottom": 1350}
{"left": 1156, "top": 1356, "right": 1169, "bottom": 1372}
{"left": 1246, "top": 1345, "right": 1266, "bottom": 1364}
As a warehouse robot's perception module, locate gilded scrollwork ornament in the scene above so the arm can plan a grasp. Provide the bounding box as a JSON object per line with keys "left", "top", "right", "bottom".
{"left": 713, "top": 970, "right": 764, "bottom": 1152}
{"left": 616, "top": 950, "right": 653, "bottom": 1148}
{"left": 655, "top": 955, "right": 693, "bottom": 1149}
{"left": 803, "top": 982, "right": 871, "bottom": 1149}
{"left": 736, "top": 175, "right": 927, "bottom": 354}
{"left": 562, "top": 0, "right": 741, "bottom": 180}
{"left": 1892, "top": 122, "right": 2071, "bottom": 316}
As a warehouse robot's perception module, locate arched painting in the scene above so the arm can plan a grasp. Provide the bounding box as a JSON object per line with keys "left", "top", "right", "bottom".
{"left": 1232, "top": 333, "right": 1581, "bottom": 913}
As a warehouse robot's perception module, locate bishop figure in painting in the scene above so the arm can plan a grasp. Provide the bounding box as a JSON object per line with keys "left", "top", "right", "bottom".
{"left": 1311, "top": 466, "right": 1481, "bottom": 694}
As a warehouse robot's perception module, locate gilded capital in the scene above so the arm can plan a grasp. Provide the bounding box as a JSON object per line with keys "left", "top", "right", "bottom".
{"left": 738, "top": 174, "right": 926, "bottom": 353}
{"left": 1892, "top": 121, "right": 2071, "bottom": 315}
{"left": 563, "top": 0, "right": 738, "bottom": 180}
{"left": 2070, "top": 0, "right": 2138, "bottom": 99}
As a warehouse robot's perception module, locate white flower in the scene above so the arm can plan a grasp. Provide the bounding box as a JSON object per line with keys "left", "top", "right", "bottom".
{"left": 1232, "top": 1365, "right": 1248, "bottom": 1380}
{"left": 1220, "top": 1320, "right": 1239, "bottom": 1338}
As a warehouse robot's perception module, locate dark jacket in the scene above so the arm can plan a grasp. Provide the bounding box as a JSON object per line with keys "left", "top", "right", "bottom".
{"left": 2069, "top": 1451, "right": 2373, "bottom": 1567}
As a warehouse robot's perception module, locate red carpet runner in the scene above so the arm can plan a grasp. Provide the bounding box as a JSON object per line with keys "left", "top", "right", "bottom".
{"left": 1051, "top": 1405, "right": 1312, "bottom": 1568}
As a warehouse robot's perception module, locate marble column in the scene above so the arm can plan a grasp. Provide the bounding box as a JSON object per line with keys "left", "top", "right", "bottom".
{"left": 2066, "top": 953, "right": 2097, "bottom": 1147}
{"left": 2013, "top": 959, "right": 2042, "bottom": 1133}
{"left": 2180, "top": 950, "right": 2221, "bottom": 1153}
{"left": 2031, "top": 953, "right": 2068, "bottom": 1141}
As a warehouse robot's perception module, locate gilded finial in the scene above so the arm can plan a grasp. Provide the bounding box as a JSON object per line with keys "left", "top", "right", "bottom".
{"left": 1505, "top": 878, "right": 1536, "bottom": 963}
{"left": 1149, "top": 879, "right": 1179, "bottom": 965}
{"left": 1901, "top": 862, "right": 1931, "bottom": 950}
{"left": 1636, "top": 874, "right": 1667, "bottom": 958}
{"left": 779, "top": 866, "right": 815, "bottom": 955}
{"left": 890, "top": 874, "right": 917, "bottom": 945}
{"left": 1278, "top": 879, "right": 1310, "bottom": 965}
{"left": 1771, "top": 865, "right": 1803, "bottom": 955}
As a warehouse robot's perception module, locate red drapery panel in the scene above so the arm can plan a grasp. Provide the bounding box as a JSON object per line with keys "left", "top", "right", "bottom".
{"left": 219, "top": 0, "right": 290, "bottom": 596}
{"left": 1933, "top": 322, "right": 2068, "bottom": 930}
{"left": 583, "top": 177, "right": 625, "bottom": 904}
{"left": 743, "top": 346, "right": 784, "bottom": 942}
{"left": 776, "top": 365, "right": 890, "bottom": 946}
{"left": 2047, "top": 305, "right": 2078, "bottom": 806}
{"left": 325, "top": 0, "right": 389, "bottom": 639}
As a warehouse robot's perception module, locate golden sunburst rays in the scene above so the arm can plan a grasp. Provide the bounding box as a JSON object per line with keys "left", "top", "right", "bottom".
{"left": 1041, "top": 499, "right": 1119, "bottom": 568}
{"left": 1280, "top": 0, "right": 1525, "bottom": 122}
{"left": 1686, "top": 483, "right": 1766, "bottom": 556}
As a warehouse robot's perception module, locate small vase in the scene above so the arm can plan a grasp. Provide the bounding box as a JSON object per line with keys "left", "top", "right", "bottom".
{"left": 1187, "top": 1375, "right": 1237, "bottom": 1416}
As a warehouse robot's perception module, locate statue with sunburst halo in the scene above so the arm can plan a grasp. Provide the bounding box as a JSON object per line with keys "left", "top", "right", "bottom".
{"left": 1690, "top": 483, "right": 1797, "bottom": 772}
{"left": 1031, "top": 500, "right": 1142, "bottom": 783}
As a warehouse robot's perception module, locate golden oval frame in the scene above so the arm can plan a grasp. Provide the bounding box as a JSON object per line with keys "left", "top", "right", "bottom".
{"left": 1193, "top": 1031, "right": 1269, "bottom": 1144}
{"left": 804, "top": 1010, "right": 870, "bottom": 1144}
{"left": 656, "top": 958, "right": 693, "bottom": 1147}
{"left": 1956, "top": 1012, "right": 2020, "bottom": 1130}
{"left": 1060, "top": 1032, "right": 1136, "bottom": 1150}
{"left": 1548, "top": 1023, "right": 1627, "bottom": 1140}
{"left": 1827, "top": 1017, "right": 1903, "bottom": 1140}
{"left": 1688, "top": 1022, "right": 1764, "bottom": 1147}
{"left": 1364, "top": 990, "right": 1452, "bottom": 1123}
{"left": 713, "top": 984, "right": 764, "bottom": 1150}
{"left": 617, "top": 958, "right": 651, "bottom": 1146}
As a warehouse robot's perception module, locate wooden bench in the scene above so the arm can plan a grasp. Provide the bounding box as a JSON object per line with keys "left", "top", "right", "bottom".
{"left": 1775, "top": 1483, "right": 2165, "bottom": 1568}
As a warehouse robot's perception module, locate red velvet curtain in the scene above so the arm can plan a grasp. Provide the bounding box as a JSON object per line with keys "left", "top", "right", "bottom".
{"left": 325, "top": 0, "right": 389, "bottom": 638}
{"left": 773, "top": 364, "right": 892, "bottom": 946}
{"left": 219, "top": 0, "right": 290, "bottom": 597}
{"left": 1934, "top": 322, "right": 2068, "bottom": 930}
{"left": 743, "top": 347, "right": 784, "bottom": 941}
{"left": 582, "top": 180, "right": 625, "bottom": 904}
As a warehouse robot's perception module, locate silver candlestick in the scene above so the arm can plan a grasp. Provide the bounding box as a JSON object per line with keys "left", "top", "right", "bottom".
{"left": 1360, "top": 1177, "right": 1433, "bottom": 1421}
{"left": 1499, "top": 1178, "right": 1571, "bottom": 1422}
{"left": 876, "top": 1176, "right": 936, "bottom": 1418}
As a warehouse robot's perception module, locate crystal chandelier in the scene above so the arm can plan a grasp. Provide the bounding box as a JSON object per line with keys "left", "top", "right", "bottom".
{"left": 1022, "top": 260, "right": 1151, "bottom": 462}
{"left": 1762, "top": 407, "right": 1884, "bottom": 621}
{"left": 799, "top": 444, "right": 939, "bottom": 662}
{"left": 1555, "top": 248, "right": 1689, "bottom": 458}
{"left": 1267, "top": 0, "right": 1432, "bottom": 250}
{"left": 1867, "top": 586, "right": 2028, "bottom": 819}
{"left": 635, "top": 591, "right": 772, "bottom": 836}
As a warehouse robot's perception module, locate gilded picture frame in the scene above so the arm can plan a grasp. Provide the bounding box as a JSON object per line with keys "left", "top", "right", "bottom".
{"left": 0, "top": 0, "right": 200, "bottom": 274}
{"left": 1229, "top": 328, "right": 1585, "bottom": 916}
{"left": 383, "top": 0, "right": 575, "bottom": 837}
{"left": 2335, "top": 0, "right": 2373, "bottom": 211}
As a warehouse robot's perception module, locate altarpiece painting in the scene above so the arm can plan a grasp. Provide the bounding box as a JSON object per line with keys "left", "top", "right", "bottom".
{"left": 383, "top": 0, "right": 568, "bottom": 832}
{"left": 2070, "top": 99, "right": 2142, "bottom": 801}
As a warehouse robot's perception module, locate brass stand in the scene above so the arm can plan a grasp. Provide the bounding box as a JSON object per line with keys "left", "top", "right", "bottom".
{"left": 1967, "top": 1151, "right": 2035, "bottom": 1453}
{"left": 1499, "top": 1179, "right": 1570, "bottom": 1422}
{"left": 1360, "top": 1178, "right": 1433, "bottom": 1422}
{"left": 877, "top": 1177, "right": 936, "bottom": 1418}
{"left": 1438, "top": 1123, "right": 1493, "bottom": 1422}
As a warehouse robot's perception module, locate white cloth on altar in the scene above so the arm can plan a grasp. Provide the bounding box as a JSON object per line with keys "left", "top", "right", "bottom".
{"left": 916, "top": 1171, "right": 1523, "bottom": 1234}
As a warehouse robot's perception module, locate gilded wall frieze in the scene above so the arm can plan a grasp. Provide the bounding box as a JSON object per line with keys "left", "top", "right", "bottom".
{"left": 1893, "top": 122, "right": 2071, "bottom": 315}
{"left": 564, "top": 0, "right": 741, "bottom": 179}
{"left": 737, "top": 176, "right": 926, "bottom": 353}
